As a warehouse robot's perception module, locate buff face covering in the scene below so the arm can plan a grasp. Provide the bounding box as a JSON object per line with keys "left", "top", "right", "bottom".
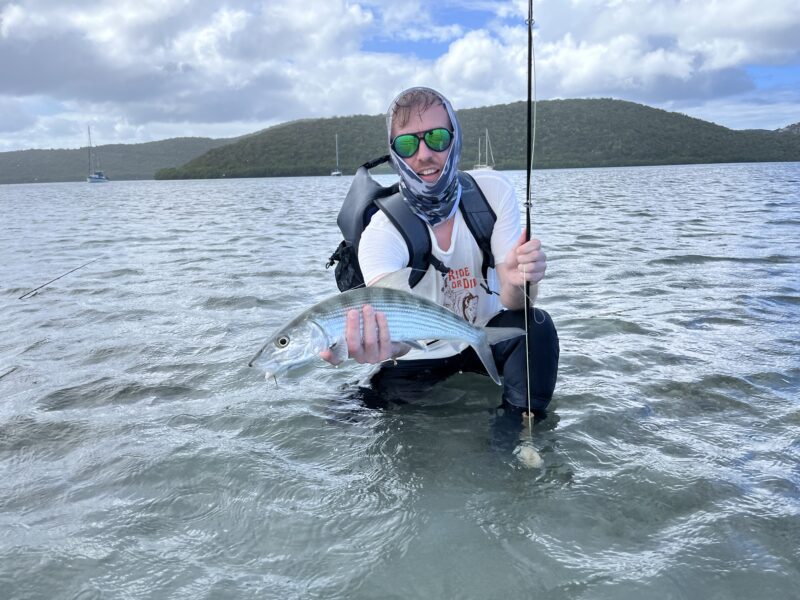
{"left": 386, "top": 87, "right": 463, "bottom": 226}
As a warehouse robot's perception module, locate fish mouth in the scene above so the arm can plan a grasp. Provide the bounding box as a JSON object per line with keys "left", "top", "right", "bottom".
{"left": 247, "top": 343, "right": 284, "bottom": 381}
{"left": 256, "top": 362, "right": 284, "bottom": 384}
{"left": 250, "top": 357, "right": 283, "bottom": 379}
{"left": 247, "top": 342, "right": 269, "bottom": 367}
{"left": 249, "top": 350, "right": 306, "bottom": 381}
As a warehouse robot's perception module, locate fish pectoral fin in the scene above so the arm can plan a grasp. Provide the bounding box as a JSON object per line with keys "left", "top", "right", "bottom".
{"left": 330, "top": 338, "right": 350, "bottom": 364}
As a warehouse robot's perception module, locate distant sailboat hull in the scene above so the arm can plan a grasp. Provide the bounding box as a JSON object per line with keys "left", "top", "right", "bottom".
{"left": 87, "top": 172, "right": 109, "bottom": 183}
{"left": 86, "top": 126, "right": 110, "bottom": 182}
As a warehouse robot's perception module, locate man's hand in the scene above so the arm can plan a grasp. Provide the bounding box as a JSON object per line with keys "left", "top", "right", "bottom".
{"left": 497, "top": 232, "right": 547, "bottom": 309}
{"left": 319, "top": 304, "right": 409, "bottom": 365}
{"left": 505, "top": 232, "right": 547, "bottom": 286}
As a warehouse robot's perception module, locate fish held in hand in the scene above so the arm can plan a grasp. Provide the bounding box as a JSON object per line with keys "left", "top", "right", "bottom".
{"left": 248, "top": 279, "right": 525, "bottom": 385}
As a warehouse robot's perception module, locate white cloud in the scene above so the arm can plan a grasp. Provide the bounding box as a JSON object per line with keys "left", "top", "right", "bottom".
{"left": 670, "top": 95, "right": 800, "bottom": 131}
{"left": 0, "top": 0, "right": 798, "bottom": 151}
{"left": 170, "top": 8, "right": 250, "bottom": 73}
{"left": 436, "top": 30, "right": 524, "bottom": 99}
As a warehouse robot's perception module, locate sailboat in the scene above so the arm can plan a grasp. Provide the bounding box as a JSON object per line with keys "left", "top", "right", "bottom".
{"left": 330, "top": 133, "right": 342, "bottom": 176}
{"left": 473, "top": 128, "right": 495, "bottom": 170}
{"left": 86, "top": 126, "right": 109, "bottom": 183}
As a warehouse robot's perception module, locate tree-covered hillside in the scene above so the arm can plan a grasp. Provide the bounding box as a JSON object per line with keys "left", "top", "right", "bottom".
{"left": 155, "top": 99, "right": 800, "bottom": 179}
{"left": 3, "top": 99, "right": 797, "bottom": 185}
{"left": 0, "top": 137, "right": 234, "bottom": 184}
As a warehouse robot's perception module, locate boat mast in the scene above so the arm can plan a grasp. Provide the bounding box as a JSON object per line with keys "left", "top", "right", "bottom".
{"left": 87, "top": 126, "right": 93, "bottom": 174}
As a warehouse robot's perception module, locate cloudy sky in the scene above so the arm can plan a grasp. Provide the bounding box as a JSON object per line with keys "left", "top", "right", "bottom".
{"left": 1, "top": 0, "right": 798, "bottom": 152}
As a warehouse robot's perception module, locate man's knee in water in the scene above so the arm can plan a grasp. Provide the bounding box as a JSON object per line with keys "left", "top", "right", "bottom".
{"left": 491, "top": 307, "right": 559, "bottom": 412}
{"left": 502, "top": 387, "right": 552, "bottom": 413}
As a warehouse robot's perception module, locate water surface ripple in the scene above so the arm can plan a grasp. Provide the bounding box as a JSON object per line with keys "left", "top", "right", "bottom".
{"left": 1, "top": 163, "right": 798, "bottom": 599}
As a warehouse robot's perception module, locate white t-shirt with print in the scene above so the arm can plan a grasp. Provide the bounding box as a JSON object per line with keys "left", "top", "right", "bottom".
{"left": 358, "top": 169, "right": 521, "bottom": 360}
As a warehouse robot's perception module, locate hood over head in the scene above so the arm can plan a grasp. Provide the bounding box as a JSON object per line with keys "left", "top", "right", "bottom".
{"left": 386, "top": 86, "right": 462, "bottom": 226}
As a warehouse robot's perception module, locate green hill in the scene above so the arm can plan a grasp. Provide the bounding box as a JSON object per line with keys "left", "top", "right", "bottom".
{"left": 0, "top": 137, "right": 234, "bottom": 184}
{"left": 3, "top": 100, "right": 797, "bottom": 185}
{"left": 155, "top": 99, "right": 800, "bottom": 179}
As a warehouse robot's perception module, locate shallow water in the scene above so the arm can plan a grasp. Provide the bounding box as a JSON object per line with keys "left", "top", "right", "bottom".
{"left": 1, "top": 163, "right": 799, "bottom": 599}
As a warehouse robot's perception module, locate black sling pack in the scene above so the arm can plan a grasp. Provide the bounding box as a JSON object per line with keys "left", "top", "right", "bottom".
{"left": 326, "top": 155, "right": 497, "bottom": 292}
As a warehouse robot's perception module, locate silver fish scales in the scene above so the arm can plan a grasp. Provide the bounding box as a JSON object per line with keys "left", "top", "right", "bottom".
{"left": 249, "top": 284, "right": 525, "bottom": 385}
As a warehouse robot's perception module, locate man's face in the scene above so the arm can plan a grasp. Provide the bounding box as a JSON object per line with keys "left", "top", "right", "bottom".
{"left": 391, "top": 103, "right": 452, "bottom": 184}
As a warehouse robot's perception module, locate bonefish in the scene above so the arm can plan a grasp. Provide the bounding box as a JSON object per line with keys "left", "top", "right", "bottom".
{"left": 249, "top": 275, "right": 525, "bottom": 384}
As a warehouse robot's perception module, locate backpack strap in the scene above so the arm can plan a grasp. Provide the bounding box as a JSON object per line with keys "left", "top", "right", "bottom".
{"left": 458, "top": 172, "right": 497, "bottom": 290}
{"left": 375, "top": 192, "right": 449, "bottom": 288}
{"left": 336, "top": 155, "right": 396, "bottom": 254}
{"left": 330, "top": 157, "right": 495, "bottom": 292}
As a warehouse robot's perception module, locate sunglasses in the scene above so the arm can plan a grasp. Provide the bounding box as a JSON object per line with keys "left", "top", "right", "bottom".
{"left": 391, "top": 127, "right": 454, "bottom": 158}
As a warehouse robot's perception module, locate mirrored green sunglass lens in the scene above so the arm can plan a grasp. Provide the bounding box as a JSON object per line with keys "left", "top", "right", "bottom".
{"left": 424, "top": 129, "right": 452, "bottom": 151}
{"left": 393, "top": 135, "right": 420, "bottom": 157}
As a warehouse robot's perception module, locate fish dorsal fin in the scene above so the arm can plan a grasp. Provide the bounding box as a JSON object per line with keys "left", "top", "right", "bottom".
{"left": 371, "top": 268, "right": 414, "bottom": 293}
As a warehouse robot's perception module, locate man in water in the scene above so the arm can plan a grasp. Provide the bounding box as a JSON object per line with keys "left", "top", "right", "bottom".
{"left": 323, "top": 87, "right": 559, "bottom": 416}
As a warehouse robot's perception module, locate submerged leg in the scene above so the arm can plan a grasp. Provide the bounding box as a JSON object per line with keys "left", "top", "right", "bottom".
{"left": 359, "top": 354, "right": 467, "bottom": 407}
{"left": 358, "top": 308, "right": 558, "bottom": 413}
{"left": 461, "top": 307, "right": 559, "bottom": 413}
{"left": 492, "top": 307, "right": 559, "bottom": 412}
{"left": 489, "top": 402, "right": 550, "bottom": 454}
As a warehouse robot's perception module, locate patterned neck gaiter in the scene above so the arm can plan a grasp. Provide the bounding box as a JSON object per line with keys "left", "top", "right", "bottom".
{"left": 386, "top": 87, "right": 462, "bottom": 226}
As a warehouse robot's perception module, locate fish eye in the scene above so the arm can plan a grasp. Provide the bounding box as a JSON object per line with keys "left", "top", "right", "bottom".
{"left": 275, "top": 335, "right": 290, "bottom": 348}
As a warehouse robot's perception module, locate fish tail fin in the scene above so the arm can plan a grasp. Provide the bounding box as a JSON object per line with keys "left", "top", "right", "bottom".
{"left": 472, "top": 333, "right": 502, "bottom": 385}
{"left": 472, "top": 327, "right": 526, "bottom": 386}
{"left": 484, "top": 326, "right": 526, "bottom": 345}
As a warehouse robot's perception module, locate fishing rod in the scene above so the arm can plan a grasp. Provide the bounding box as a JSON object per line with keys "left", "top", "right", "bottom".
{"left": 525, "top": 0, "right": 534, "bottom": 257}
{"left": 525, "top": 0, "right": 537, "bottom": 298}
{"left": 521, "top": 0, "right": 538, "bottom": 434}
{"left": 18, "top": 257, "right": 101, "bottom": 300}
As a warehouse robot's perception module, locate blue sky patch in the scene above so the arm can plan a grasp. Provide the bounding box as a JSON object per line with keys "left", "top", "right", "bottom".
{"left": 361, "top": 4, "right": 504, "bottom": 60}
{"left": 745, "top": 64, "right": 800, "bottom": 91}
